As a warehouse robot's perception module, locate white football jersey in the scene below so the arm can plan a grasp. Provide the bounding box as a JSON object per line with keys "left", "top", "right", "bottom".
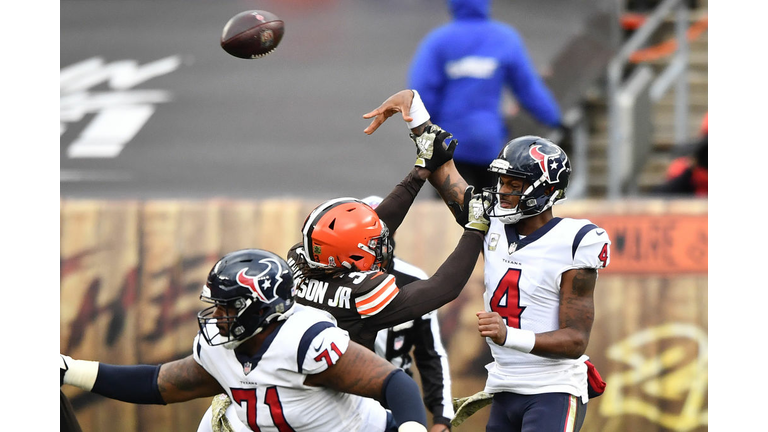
{"left": 482, "top": 217, "right": 611, "bottom": 402}
{"left": 193, "top": 304, "right": 388, "bottom": 431}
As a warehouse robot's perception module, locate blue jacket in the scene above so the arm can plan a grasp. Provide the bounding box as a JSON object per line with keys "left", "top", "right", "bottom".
{"left": 408, "top": 0, "right": 562, "bottom": 165}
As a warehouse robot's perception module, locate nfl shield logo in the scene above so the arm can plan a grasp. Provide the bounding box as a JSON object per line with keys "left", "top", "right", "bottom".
{"left": 243, "top": 362, "right": 253, "bottom": 375}
{"left": 394, "top": 335, "right": 405, "bottom": 350}
{"left": 508, "top": 242, "right": 518, "bottom": 254}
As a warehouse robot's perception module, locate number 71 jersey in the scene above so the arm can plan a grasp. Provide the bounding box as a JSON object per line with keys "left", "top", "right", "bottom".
{"left": 482, "top": 217, "right": 610, "bottom": 398}
{"left": 193, "top": 305, "right": 388, "bottom": 431}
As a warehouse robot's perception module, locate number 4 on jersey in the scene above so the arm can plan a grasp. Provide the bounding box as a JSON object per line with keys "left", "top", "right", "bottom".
{"left": 490, "top": 269, "right": 526, "bottom": 328}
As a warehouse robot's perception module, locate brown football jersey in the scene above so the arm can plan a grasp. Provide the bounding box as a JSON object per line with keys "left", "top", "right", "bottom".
{"left": 288, "top": 243, "right": 430, "bottom": 350}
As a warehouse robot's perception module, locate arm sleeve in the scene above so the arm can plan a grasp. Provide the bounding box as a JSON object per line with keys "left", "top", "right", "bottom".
{"left": 375, "top": 169, "right": 426, "bottom": 234}
{"left": 412, "top": 313, "right": 454, "bottom": 425}
{"left": 367, "top": 230, "right": 483, "bottom": 329}
{"left": 90, "top": 363, "right": 165, "bottom": 405}
{"left": 505, "top": 29, "right": 561, "bottom": 127}
{"left": 381, "top": 369, "right": 429, "bottom": 428}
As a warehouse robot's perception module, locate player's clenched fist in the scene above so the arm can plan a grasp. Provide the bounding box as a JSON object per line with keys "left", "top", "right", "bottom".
{"left": 476, "top": 311, "right": 507, "bottom": 345}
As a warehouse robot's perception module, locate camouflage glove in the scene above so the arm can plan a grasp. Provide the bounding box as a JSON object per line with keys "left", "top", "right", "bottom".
{"left": 449, "top": 186, "right": 491, "bottom": 234}
{"left": 211, "top": 393, "right": 235, "bottom": 432}
{"left": 410, "top": 124, "right": 457, "bottom": 172}
{"left": 451, "top": 391, "right": 494, "bottom": 427}
{"left": 448, "top": 186, "right": 474, "bottom": 227}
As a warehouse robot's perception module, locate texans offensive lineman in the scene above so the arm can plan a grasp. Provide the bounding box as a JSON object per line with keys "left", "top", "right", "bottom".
{"left": 62, "top": 249, "right": 430, "bottom": 432}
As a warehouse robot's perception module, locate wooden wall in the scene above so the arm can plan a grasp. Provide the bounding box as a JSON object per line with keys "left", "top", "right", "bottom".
{"left": 60, "top": 198, "right": 707, "bottom": 432}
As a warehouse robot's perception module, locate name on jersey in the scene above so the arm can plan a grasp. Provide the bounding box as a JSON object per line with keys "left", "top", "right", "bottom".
{"left": 502, "top": 258, "right": 522, "bottom": 266}
{"left": 296, "top": 279, "right": 352, "bottom": 309}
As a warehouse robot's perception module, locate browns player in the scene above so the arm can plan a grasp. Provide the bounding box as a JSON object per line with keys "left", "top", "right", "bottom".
{"left": 288, "top": 93, "right": 490, "bottom": 351}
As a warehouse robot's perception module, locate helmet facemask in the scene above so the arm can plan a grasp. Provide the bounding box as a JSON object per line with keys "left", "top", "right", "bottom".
{"left": 483, "top": 136, "right": 570, "bottom": 224}
{"left": 482, "top": 178, "right": 526, "bottom": 224}
{"left": 198, "top": 291, "right": 295, "bottom": 349}
{"left": 369, "top": 222, "right": 392, "bottom": 271}
{"left": 483, "top": 175, "right": 565, "bottom": 224}
{"left": 198, "top": 294, "right": 252, "bottom": 349}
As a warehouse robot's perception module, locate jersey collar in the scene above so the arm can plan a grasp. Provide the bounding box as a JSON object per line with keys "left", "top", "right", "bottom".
{"left": 234, "top": 320, "right": 286, "bottom": 374}
{"left": 504, "top": 217, "right": 563, "bottom": 254}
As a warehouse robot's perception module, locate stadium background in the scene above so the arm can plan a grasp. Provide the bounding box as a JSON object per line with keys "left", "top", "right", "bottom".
{"left": 60, "top": 0, "right": 708, "bottom": 431}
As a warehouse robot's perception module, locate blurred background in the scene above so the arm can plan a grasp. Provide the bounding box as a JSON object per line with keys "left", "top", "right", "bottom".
{"left": 60, "top": 0, "right": 708, "bottom": 431}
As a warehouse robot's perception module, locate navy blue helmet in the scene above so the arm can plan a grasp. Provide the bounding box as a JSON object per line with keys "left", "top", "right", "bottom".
{"left": 198, "top": 249, "right": 296, "bottom": 348}
{"left": 483, "top": 135, "right": 571, "bottom": 224}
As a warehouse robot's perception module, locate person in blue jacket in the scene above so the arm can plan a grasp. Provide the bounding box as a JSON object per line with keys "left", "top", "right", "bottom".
{"left": 408, "top": 0, "right": 563, "bottom": 192}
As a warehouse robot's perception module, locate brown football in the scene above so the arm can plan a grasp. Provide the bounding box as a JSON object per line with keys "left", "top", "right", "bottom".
{"left": 220, "top": 10, "right": 284, "bottom": 59}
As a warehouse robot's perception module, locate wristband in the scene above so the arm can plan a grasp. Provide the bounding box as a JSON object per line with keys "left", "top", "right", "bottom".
{"left": 62, "top": 355, "right": 99, "bottom": 391}
{"left": 398, "top": 422, "right": 428, "bottom": 432}
{"left": 502, "top": 327, "right": 536, "bottom": 353}
{"left": 407, "top": 90, "right": 430, "bottom": 129}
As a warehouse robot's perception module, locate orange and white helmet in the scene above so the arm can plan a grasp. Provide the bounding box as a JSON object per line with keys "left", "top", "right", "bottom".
{"left": 301, "top": 197, "right": 392, "bottom": 271}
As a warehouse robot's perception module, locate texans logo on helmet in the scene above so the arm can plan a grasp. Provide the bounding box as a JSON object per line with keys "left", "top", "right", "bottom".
{"left": 236, "top": 258, "right": 285, "bottom": 302}
{"left": 529, "top": 145, "right": 566, "bottom": 184}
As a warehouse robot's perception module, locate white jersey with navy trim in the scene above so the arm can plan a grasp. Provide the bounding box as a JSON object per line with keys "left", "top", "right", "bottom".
{"left": 193, "top": 304, "right": 388, "bottom": 431}
{"left": 482, "top": 217, "right": 611, "bottom": 402}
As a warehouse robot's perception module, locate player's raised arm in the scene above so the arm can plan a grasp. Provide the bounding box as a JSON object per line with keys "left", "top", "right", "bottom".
{"left": 60, "top": 353, "right": 224, "bottom": 405}
{"left": 305, "top": 340, "right": 428, "bottom": 432}
{"left": 373, "top": 123, "right": 458, "bottom": 234}
{"left": 364, "top": 89, "right": 471, "bottom": 222}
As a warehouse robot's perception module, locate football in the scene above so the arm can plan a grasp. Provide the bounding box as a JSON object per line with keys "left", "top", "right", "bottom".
{"left": 220, "top": 10, "right": 284, "bottom": 59}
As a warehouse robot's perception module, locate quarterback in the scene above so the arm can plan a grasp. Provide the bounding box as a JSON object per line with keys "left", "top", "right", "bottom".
{"left": 364, "top": 90, "right": 610, "bottom": 432}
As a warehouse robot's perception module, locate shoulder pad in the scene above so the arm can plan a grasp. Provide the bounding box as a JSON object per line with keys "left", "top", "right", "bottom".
{"left": 353, "top": 273, "right": 399, "bottom": 317}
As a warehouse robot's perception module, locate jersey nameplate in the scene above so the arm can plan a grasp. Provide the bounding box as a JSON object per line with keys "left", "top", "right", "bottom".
{"left": 296, "top": 279, "right": 352, "bottom": 309}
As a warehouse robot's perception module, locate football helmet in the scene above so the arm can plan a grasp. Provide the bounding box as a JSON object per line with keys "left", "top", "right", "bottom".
{"left": 197, "top": 249, "right": 296, "bottom": 349}
{"left": 301, "top": 197, "right": 392, "bottom": 271}
{"left": 360, "top": 195, "right": 397, "bottom": 272}
{"left": 483, "top": 135, "right": 571, "bottom": 224}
